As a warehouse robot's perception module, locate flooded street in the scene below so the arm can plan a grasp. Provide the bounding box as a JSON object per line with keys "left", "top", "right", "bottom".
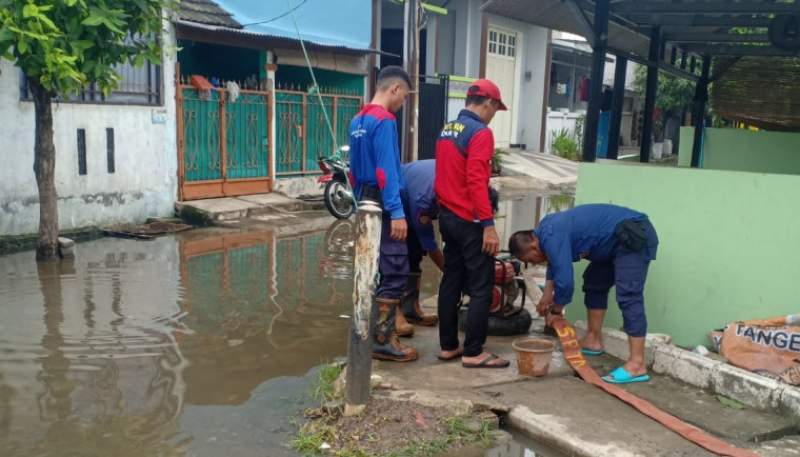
{"left": 0, "top": 194, "right": 571, "bottom": 457}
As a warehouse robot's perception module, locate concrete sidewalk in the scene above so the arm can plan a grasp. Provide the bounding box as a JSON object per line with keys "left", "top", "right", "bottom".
{"left": 372, "top": 297, "right": 799, "bottom": 457}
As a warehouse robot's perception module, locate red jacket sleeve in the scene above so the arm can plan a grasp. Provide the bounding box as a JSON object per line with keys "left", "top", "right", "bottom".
{"left": 466, "top": 129, "right": 495, "bottom": 226}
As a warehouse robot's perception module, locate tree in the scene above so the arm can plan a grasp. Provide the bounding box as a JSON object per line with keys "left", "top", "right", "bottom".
{"left": 0, "top": 0, "right": 175, "bottom": 260}
{"left": 633, "top": 65, "right": 696, "bottom": 115}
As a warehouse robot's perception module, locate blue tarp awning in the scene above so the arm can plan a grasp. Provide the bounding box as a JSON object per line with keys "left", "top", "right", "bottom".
{"left": 214, "top": 0, "right": 372, "bottom": 51}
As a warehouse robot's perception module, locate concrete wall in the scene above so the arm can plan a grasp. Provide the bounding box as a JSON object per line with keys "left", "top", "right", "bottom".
{"left": 0, "top": 23, "right": 178, "bottom": 236}
{"left": 451, "top": 0, "right": 483, "bottom": 78}
{"left": 570, "top": 162, "right": 800, "bottom": 347}
{"left": 486, "top": 14, "right": 549, "bottom": 151}
{"left": 678, "top": 127, "right": 800, "bottom": 175}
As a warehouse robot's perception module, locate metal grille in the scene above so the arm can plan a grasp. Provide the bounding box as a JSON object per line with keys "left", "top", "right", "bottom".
{"left": 20, "top": 61, "right": 161, "bottom": 106}
{"left": 177, "top": 84, "right": 272, "bottom": 200}
{"left": 275, "top": 90, "right": 362, "bottom": 176}
{"left": 182, "top": 89, "right": 223, "bottom": 182}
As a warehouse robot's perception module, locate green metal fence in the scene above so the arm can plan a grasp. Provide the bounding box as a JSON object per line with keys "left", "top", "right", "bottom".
{"left": 182, "top": 89, "right": 222, "bottom": 182}
{"left": 179, "top": 86, "right": 272, "bottom": 200}
{"left": 275, "top": 90, "right": 362, "bottom": 177}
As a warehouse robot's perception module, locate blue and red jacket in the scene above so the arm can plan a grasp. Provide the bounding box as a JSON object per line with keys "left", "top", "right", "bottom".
{"left": 348, "top": 104, "right": 405, "bottom": 220}
{"left": 434, "top": 109, "right": 495, "bottom": 226}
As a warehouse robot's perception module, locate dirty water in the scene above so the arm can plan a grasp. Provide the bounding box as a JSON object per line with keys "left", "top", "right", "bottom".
{"left": 0, "top": 194, "right": 571, "bottom": 457}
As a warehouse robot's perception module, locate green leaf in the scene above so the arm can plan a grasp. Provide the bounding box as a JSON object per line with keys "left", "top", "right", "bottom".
{"left": 81, "top": 15, "right": 104, "bottom": 27}
{"left": 0, "top": 27, "right": 13, "bottom": 43}
{"left": 37, "top": 15, "right": 59, "bottom": 32}
{"left": 22, "top": 4, "right": 39, "bottom": 18}
{"left": 17, "top": 37, "right": 27, "bottom": 54}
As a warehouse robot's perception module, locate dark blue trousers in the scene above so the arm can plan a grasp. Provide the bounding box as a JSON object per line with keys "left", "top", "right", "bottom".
{"left": 375, "top": 214, "right": 409, "bottom": 300}
{"left": 582, "top": 220, "right": 658, "bottom": 338}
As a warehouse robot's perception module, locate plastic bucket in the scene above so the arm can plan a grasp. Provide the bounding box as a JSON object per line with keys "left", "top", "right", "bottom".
{"left": 512, "top": 338, "right": 555, "bottom": 377}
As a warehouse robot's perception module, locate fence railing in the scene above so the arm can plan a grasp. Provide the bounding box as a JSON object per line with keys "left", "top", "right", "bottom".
{"left": 275, "top": 89, "right": 362, "bottom": 176}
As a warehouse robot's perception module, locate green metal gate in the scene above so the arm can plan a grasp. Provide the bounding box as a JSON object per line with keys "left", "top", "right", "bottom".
{"left": 178, "top": 86, "right": 272, "bottom": 200}
{"left": 275, "top": 89, "right": 362, "bottom": 176}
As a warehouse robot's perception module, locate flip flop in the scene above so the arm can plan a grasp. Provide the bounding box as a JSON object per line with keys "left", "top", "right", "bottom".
{"left": 581, "top": 348, "right": 605, "bottom": 356}
{"left": 437, "top": 349, "right": 463, "bottom": 361}
{"left": 602, "top": 366, "right": 651, "bottom": 384}
{"left": 462, "top": 353, "right": 510, "bottom": 369}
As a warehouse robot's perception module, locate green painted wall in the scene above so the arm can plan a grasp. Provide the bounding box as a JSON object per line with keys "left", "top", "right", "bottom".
{"left": 678, "top": 127, "right": 800, "bottom": 174}
{"left": 276, "top": 65, "right": 364, "bottom": 95}
{"left": 569, "top": 162, "right": 800, "bottom": 347}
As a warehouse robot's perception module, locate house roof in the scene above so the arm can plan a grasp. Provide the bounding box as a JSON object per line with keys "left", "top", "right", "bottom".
{"left": 177, "top": 0, "right": 376, "bottom": 55}
{"left": 178, "top": 0, "right": 242, "bottom": 29}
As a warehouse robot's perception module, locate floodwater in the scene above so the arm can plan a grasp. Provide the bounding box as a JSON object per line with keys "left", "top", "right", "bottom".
{"left": 0, "top": 193, "right": 572, "bottom": 457}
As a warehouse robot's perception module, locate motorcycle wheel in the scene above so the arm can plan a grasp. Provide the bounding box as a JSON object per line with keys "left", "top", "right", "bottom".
{"left": 324, "top": 180, "right": 356, "bottom": 219}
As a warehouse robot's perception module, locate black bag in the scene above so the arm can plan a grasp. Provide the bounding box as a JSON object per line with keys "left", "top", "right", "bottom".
{"left": 614, "top": 219, "right": 648, "bottom": 252}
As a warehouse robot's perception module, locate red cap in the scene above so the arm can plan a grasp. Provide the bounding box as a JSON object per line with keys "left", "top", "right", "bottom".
{"left": 467, "top": 79, "right": 507, "bottom": 111}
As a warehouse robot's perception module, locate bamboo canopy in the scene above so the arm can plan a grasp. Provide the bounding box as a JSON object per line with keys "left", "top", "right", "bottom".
{"left": 712, "top": 57, "right": 800, "bottom": 131}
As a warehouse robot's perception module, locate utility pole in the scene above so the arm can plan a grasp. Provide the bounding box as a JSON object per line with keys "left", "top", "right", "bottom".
{"left": 402, "top": 0, "right": 420, "bottom": 163}
{"left": 344, "top": 200, "right": 382, "bottom": 416}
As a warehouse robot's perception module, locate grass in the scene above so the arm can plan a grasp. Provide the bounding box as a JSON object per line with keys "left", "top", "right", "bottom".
{"left": 313, "top": 362, "right": 344, "bottom": 403}
{"left": 292, "top": 361, "right": 496, "bottom": 457}
{"left": 383, "top": 416, "right": 496, "bottom": 457}
{"left": 291, "top": 415, "right": 496, "bottom": 457}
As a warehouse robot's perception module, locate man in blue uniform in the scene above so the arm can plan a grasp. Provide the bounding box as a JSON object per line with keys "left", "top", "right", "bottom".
{"left": 399, "top": 160, "right": 444, "bottom": 330}
{"left": 508, "top": 204, "right": 659, "bottom": 384}
{"left": 398, "top": 159, "right": 501, "bottom": 334}
{"left": 348, "top": 66, "right": 416, "bottom": 362}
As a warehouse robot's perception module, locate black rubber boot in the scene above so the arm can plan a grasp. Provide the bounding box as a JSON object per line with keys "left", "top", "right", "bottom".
{"left": 372, "top": 298, "right": 418, "bottom": 362}
{"left": 401, "top": 273, "right": 438, "bottom": 326}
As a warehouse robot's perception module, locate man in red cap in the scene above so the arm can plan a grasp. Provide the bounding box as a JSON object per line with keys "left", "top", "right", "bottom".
{"left": 434, "top": 79, "right": 510, "bottom": 369}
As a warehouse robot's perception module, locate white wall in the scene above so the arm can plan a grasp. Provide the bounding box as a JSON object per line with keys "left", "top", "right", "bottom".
{"left": 450, "top": 0, "right": 482, "bottom": 78}
{"left": 486, "top": 15, "right": 549, "bottom": 151}
{"left": 0, "top": 23, "right": 178, "bottom": 236}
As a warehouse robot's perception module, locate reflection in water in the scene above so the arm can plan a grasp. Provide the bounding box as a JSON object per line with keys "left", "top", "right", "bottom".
{"left": 0, "top": 199, "right": 569, "bottom": 457}
{"left": 0, "top": 228, "right": 354, "bottom": 457}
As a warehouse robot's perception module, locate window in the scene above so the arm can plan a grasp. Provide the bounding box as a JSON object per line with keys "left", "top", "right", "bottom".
{"left": 488, "top": 29, "right": 517, "bottom": 58}
{"left": 20, "top": 60, "right": 162, "bottom": 106}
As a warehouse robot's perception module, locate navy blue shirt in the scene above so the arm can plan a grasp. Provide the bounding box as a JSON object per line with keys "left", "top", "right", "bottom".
{"left": 401, "top": 160, "right": 438, "bottom": 252}
{"left": 535, "top": 204, "right": 648, "bottom": 306}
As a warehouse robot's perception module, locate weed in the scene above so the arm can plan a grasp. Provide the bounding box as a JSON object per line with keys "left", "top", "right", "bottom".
{"left": 551, "top": 128, "right": 580, "bottom": 161}
{"left": 492, "top": 148, "right": 510, "bottom": 174}
{"left": 290, "top": 423, "right": 336, "bottom": 455}
{"left": 313, "top": 362, "right": 343, "bottom": 403}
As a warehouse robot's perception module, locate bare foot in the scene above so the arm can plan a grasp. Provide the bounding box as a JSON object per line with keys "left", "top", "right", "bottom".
{"left": 438, "top": 347, "right": 463, "bottom": 360}
{"left": 581, "top": 332, "right": 604, "bottom": 352}
{"left": 623, "top": 360, "right": 647, "bottom": 377}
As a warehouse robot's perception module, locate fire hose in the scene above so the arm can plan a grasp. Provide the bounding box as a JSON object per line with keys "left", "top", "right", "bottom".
{"left": 550, "top": 317, "right": 760, "bottom": 457}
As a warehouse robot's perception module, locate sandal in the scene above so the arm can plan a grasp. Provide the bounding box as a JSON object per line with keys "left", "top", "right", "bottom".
{"left": 462, "top": 353, "right": 510, "bottom": 369}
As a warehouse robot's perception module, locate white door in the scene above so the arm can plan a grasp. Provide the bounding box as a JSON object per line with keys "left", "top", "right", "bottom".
{"left": 486, "top": 26, "right": 520, "bottom": 148}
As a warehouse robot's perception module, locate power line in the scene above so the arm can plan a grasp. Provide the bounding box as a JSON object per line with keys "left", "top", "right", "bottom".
{"left": 241, "top": 0, "right": 309, "bottom": 27}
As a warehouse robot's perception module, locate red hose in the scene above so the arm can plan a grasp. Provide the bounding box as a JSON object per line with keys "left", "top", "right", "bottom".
{"left": 551, "top": 317, "right": 760, "bottom": 457}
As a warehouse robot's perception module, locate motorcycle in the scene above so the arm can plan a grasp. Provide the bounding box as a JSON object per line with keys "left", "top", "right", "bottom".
{"left": 317, "top": 146, "right": 356, "bottom": 219}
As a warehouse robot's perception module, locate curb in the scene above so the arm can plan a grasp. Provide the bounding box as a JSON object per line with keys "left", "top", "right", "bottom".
{"left": 507, "top": 405, "right": 637, "bottom": 457}
{"left": 574, "top": 321, "right": 800, "bottom": 421}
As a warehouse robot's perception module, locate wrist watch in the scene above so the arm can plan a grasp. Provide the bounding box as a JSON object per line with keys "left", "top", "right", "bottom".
{"left": 549, "top": 306, "right": 563, "bottom": 315}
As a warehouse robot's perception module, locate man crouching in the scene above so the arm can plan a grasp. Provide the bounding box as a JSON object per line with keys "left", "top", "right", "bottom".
{"left": 509, "top": 204, "right": 659, "bottom": 384}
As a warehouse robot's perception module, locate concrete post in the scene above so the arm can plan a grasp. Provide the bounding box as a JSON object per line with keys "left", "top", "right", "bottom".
{"left": 344, "top": 200, "right": 382, "bottom": 416}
